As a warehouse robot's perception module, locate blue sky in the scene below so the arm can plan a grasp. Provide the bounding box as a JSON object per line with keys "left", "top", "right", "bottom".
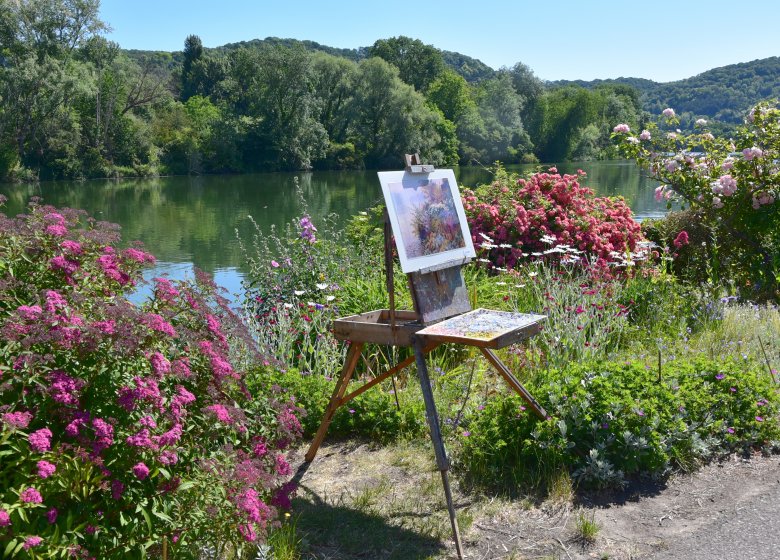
{"left": 100, "top": 0, "right": 780, "bottom": 83}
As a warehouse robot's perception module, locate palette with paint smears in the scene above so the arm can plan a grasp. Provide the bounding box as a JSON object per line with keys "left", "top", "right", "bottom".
{"left": 416, "top": 308, "right": 546, "bottom": 349}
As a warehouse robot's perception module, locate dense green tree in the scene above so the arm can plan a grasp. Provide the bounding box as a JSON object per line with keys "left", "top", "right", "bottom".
{"left": 310, "top": 52, "right": 356, "bottom": 144}
{"left": 368, "top": 36, "right": 445, "bottom": 92}
{"left": 237, "top": 45, "right": 327, "bottom": 170}
{"left": 471, "top": 73, "right": 531, "bottom": 162}
{"left": 180, "top": 34, "right": 203, "bottom": 101}
{"left": 426, "top": 69, "right": 475, "bottom": 123}
{"left": 0, "top": 0, "right": 104, "bottom": 62}
{"left": 0, "top": 0, "right": 107, "bottom": 178}
{"left": 350, "top": 57, "right": 449, "bottom": 167}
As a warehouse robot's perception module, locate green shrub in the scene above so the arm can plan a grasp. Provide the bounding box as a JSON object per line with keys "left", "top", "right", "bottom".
{"left": 457, "top": 358, "right": 780, "bottom": 493}
{"left": 0, "top": 202, "right": 301, "bottom": 558}
{"left": 247, "top": 367, "right": 426, "bottom": 443}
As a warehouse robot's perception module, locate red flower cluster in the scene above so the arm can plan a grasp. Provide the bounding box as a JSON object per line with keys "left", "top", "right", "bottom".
{"left": 462, "top": 168, "right": 644, "bottom": 269}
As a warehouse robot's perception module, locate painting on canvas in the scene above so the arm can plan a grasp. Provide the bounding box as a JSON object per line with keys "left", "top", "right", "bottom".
{"left": 378, "top": 169, "right": 476, "bottom": 273}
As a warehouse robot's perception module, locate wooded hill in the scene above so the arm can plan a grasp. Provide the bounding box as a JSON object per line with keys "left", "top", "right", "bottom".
{"left": 550, "top": 57, "right": 780, "bottom": 124}
{"left": 128, "top": 37, "right": 778, "bottom": 126}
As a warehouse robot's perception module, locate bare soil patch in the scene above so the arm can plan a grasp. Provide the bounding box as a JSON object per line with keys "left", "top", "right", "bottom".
{"left": 289, "top": 441, "right": 780, "bottom": 559}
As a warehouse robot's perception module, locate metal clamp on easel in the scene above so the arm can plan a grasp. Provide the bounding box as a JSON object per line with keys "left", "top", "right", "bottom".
{"left": 404, "top": 152, "right": 435, "bottom": 173}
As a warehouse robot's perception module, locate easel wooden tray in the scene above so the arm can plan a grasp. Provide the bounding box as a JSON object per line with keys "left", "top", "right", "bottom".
{"left": 332, "top": 309, "right": 422, "bottom": 347}
{"left": 416, "top": 308, "right": 546, "bottom": 349}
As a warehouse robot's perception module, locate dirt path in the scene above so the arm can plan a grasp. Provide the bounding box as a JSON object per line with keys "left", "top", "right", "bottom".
{"left": 289, "top": 442, "right": 780, "bottom": 559}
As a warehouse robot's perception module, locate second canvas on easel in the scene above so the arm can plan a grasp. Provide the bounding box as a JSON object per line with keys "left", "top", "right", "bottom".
{"left": 378, "top": 169, "right": 476, "bottom": 273}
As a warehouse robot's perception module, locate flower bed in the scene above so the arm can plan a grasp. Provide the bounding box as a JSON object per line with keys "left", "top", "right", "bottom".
{"left": 0, "top": 200, "right": 300, "bottom": 558}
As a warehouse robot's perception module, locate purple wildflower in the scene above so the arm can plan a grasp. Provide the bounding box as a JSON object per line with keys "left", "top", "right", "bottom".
{"left": 23, "top": 536, "right": 43, "bottom": 550}
{"left": 132, "top": 462, "right": 150, "bottom": 480}
{"left": 28, "top": 428, "right": 52, "bottom": 453}
{"left": 37, "top": 460, "right": 56, "bottom": 479}
{"left": 20, "top": 487, "right": 43, "bottom": 503}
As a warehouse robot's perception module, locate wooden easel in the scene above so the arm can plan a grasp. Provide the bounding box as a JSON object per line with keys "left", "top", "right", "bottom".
{"left": 302, "top": 155, "right": 548, "bottom": 559}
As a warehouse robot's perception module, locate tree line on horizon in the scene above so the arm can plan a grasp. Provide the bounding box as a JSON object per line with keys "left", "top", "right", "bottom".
{"left": 1, "top": 0, "right": 775, "bottom": 182}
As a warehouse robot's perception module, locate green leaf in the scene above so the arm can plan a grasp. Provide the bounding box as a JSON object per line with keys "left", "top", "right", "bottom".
{"left": 138, "top": 505, "right": 152, "bottom": 532}
{"left": 4, "top": 539, "right": 18, "bottom": 557}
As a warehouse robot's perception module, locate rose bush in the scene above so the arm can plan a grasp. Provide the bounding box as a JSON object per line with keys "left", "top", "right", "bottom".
{"left": 462, "top": 166, "right": 645, "bottom": 271}
{"left": 614, "top": 102, "right": 780, "bottom": 300}
{"left": 0, "top": 200, "right": 300, "bottom": 558}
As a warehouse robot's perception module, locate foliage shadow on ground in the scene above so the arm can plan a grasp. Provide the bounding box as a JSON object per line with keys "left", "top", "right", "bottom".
{"left": 291, "top": 485, "right": 446, "bottom": 560}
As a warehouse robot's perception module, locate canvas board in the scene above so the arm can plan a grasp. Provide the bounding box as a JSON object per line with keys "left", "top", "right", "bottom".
{"left": 377, "top": 169, "right": 476, "bottom": 274}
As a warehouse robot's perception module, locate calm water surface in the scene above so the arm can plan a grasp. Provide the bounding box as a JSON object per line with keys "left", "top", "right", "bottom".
{"left": 0, "top": 161, "right": 664, "bottom": 300}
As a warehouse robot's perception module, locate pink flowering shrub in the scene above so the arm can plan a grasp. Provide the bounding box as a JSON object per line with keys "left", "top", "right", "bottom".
{"left": 462, "top": 166, "right": 644, "bottom": 271}
{"left": 0, "top": 201, "right": 301, "bottom": 558}
{"left": 614, "top": 102, "right": 780, "bottom": 300}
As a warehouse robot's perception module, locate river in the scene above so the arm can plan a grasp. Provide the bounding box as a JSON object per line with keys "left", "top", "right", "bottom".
{"left": 0, "top": 160, "right": 663, "bottom": 301}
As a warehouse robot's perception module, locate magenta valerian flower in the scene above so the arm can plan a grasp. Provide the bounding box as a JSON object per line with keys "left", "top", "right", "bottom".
{"left": 91, "top": 320, "right": 116, "bottom": 334}
{"left": 613, "top": 123, "right": 630, "bottom": 133}
{"left": 123, "top": 248, "right": 156, "bottom": 264}
{"left": 275, "top": 454, "right": 292, "bottom": 476}
{"left": 46, "top": 508, "right": 58, "bottom": 524}
{"left": 44, "top": 290, "right": 68, "bottom": 313}
{"left": 1, "top": 410, "right": 33, "bottom": 429}
{"left": 159, "top": 450, "right": 179, "bottom": 465}
{"left": 153, "top": 423, "right": 182, "bottom": 446}
{"left": 49, "top": 254, "right": 79, "bottom": 275}
{"left": 639, "top": 129, "right": 651, "bottom": 141}
{"left": 49, "top": 370, "right": 83, "bottom": 405}
{"left": 61, "top": 239, "right": 82, "bottom": 254}
{"left": 91, "top": 417, "right": 114, "bottom": 453}
{"left": 142, "top": 313, "right": 176, "bottom": 337}
{"left": 662, "top": 107, "right": 676, "bottom": 118}
{"left": 20, "top": 487, "right": 43, "bottom": 503}
{"left": 206, "top": 314, "right": 228, "bottom": 346}
{"left": 270, "top": 260, "right": 280, "bottom": 268}
{"left": 16, "top": 304, "right": 43, "bottom": 320}
{"left": 45, "top": 224, "right": 68, "bottom": 236}
{"left": 28, "top": 428, "right": 52, "bottom": 452}
{"left": 126, "top": 428, "right": 157, "bottom": 449}
{"left": 23, "top": 536, "right": 43, "bottom": 550}
{"left": 0, "top": 510, "right": 10, "bottom": 527}
{"left": 37, "top": 460, "right": 56, "bottom": 479}
{"left": 149, "top": 351, "right": 171, "bottom": 376}
{"left": 132, "top": 462, "right": 150, "bottom": 480}
{"left": 153, "top": 277, "right": 180, "bottom": 302}
{"left": 238, "top": 523, "right": 257, "bottom": 542}
{"left": 206, "top": 404, "right": 232, "bottom": 424}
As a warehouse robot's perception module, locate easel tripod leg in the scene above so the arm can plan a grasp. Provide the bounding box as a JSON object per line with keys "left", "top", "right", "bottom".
{"left": 413, "top": 337, "right": 464, "bottom": 559}
{"left": 305, "top": 342, "right": 364, "bottom": 462}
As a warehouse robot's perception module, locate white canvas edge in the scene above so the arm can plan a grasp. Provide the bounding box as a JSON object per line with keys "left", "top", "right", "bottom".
{"left": 377, "top": 169, "right": 476, "bottom": 274}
